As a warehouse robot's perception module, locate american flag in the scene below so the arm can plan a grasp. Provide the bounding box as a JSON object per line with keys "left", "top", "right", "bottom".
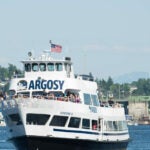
{"left": 51, "top": 44, "right": 62, "bottom": 53}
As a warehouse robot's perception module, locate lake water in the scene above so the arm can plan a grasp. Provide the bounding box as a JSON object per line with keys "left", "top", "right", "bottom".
{"left": 0, "top": 125, "right": 150, "bottom": 150}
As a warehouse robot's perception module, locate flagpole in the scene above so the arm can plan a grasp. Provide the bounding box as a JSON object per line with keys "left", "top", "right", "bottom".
{"left": 49, "top": 40, "right": 52, "bottom": 45}
{"left": 49, "top": 40, "right": 52, "bottom": 55}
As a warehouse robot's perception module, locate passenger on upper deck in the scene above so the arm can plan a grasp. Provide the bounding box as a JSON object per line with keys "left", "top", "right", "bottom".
{"left": 48, "top": 92, "right": 55, "bottom": 100}
{"left": 108, "top": 99, "right": 114, "bottom": 106}
{"left": 65, "top": 91, "right": 81, "bottom": 103}
{"left": 68, "top": 93, "right": 75, "bottom": 102}
{"left": 75, "top": 94, "right": 81, "bottom": 103}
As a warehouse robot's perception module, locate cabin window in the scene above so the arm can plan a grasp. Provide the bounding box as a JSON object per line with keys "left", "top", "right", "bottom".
{"left": 105, "top": 121, "right": 127, "bottom": 131}
{"left": 92, "top": 120, "right": 97, "bottom": 130}
{"left": 83, "top": 93, "right": 91, "bottom": 105}
{"left": 105, "top": 121, "right": 118, "bottom": 131}
{"left": 112, "top": 121, "right": 118, "bottom": 131}
{"left": 91, "top": 95, "right": 99, "bottom": 106}
{"left": 122, "top": 121, "right": 128, "bottom": 130}
{"left": 25, "top": 63, "right": 31, "bottom": 72}
{"left": 39, "top": 63, "right": 46, "bottom": 71}
{"left": 117, "top": 121, "right": 128, "bottom": 131}
{"left": 26, "top": 113, "right": 50, "bottom": 125}
{"left": 9, "top": 114, "right": 22, "bottom": 125}
{"left": 82, "top": 118, "right": 90, "bottom": 129}
{"left": 50, "top": 115, "right": 68, "bottom": 127}
{"left": 32, "top": 63, "right": 39, "bottom": 72}
{"left": 68, "top": 117, "right": 81, "bottom": 128}
{"left": 106, "top": 121, "right": 113, "bottom": 131}
{"left": 47, "top": 63, "right": 54, "bottom": 71}
{"left": 56, "top": 63, "right": 63, "bottom": 71}
{"left": 118, "top": 121, "right": 123, "bottom": 131}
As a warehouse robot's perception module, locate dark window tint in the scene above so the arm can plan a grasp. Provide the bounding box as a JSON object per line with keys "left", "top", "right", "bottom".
{"left": 91, "top": 95, "right": 99, "bottom": 106}
{"left": 39, "top": 63, "right": 46, "bottom": 71}
{"left": 26, "top": 114, "right": 50, "bottom": 125}
{"left": 68, "top": 117, "right": 80, "bottom": 128}
{"left": 32, "top": 63, "right": 39, "bottom": 72}
{"left": 82, "top": 119, "right": 90, "bottom": 129}
{"left": 47, "top": 63, "right": 54, "bottom": 71}
{"left": 25, "top": 63, "right": 31, "bottom": 72}
{"left": 84, "top": 93, "right": 91, "bottom": 105}
{"left": 50, "top": 115, "right": 68, "bottom": 127}
{"left": 92, "top": 120, "right": 98, "bottom": 130}
{"left": 56, "top": 63, "right": 63, "bottom": 71}
{"left": 9, "top": 114, "right": 22, "bottom": 125}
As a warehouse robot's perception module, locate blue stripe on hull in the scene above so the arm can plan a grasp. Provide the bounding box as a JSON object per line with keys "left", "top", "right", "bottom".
{"left": 103, "top": 132, "right": 129, "bottom": 136}
{"left": 54, "top": 128, "right": 128, "bottom": 136}
{"left": 53, "top": 128, "right": 99, "bottom": 135}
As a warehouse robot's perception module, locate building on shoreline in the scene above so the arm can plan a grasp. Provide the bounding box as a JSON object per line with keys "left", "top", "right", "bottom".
{"left": 127, "top": 96, "right": 150, "bottom": 124}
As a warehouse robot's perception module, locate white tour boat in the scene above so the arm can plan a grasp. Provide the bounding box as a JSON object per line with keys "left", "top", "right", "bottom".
{"left": 1, "top": 49, "right": 130, "bottom": 150}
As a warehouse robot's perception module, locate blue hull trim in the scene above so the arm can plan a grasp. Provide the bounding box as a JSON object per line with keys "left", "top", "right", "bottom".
{"left": 54, "top": 128, "right": 128, "bottom": 136}
{"left": 54, "top": 128, "right": 99, "bottom": 135}
{"left": 10, "top": 136, "right": 129, "bottom": 150}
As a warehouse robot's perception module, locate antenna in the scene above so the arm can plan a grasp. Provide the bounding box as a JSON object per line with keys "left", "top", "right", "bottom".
{"left": 49, "top": 40, "right": 52, "bottom": 44}
{"left": 49, "top": 40, "right": 52, "bottom": 54}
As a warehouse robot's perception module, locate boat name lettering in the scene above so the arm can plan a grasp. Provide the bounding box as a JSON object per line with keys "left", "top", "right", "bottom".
{"left": 28, "top": 80, "right": 64, "bottom": 90}
{"left": 60, "top": 112, "right": 73, "bottom": 115}
{"left": 89, "top": 106, "right": 97, "bottom": 113}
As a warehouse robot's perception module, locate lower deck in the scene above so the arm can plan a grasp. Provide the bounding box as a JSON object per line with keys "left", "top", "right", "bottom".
{"left": 2, "top": 98, "right": 130, "bottom": 150}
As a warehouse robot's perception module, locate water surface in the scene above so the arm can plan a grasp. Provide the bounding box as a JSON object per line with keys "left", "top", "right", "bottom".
{"left": 1, "top": 125, "right": 150, "bottom": 150}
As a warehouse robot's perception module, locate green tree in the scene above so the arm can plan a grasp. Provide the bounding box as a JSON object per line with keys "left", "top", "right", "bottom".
{"left": 106, "top": 76, "right": 113, "bottom": 91}
{"left": 132, "top": 78, "right": 150, "bottom": 96}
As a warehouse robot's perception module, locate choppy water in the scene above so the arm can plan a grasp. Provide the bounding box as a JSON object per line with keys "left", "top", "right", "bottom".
{"left": 0, "top": 125, "right": 150, "bottom": 150}
{"left": 0, "top": 126, "right": 15, "bottom": 150}
{"left": 128, "top": 125, "right": 150, "bottom": 150}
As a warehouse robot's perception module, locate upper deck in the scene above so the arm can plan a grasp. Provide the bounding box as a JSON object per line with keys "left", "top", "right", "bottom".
{"left": 8, "top": 51, "right": 99, "bottom": 107}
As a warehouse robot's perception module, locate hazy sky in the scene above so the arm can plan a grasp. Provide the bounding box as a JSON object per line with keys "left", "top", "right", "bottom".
{"left": 0, "top": 0, "right": 150, "bottom": 79}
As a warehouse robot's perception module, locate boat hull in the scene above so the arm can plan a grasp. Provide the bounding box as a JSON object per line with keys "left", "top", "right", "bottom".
{"left": 10, "top": 136, "right": 129, "bottom": 150}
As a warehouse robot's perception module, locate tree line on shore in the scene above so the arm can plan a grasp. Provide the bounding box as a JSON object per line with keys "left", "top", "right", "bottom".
{"left": 0, "top": 65, "right": 150, "bottom": 99}
{"left": 0, "top": 64, "right": 22, "bottom": 91}
{"left": 96, "top": 76, "right": 150, "bottom": 100}
{"left": 95, "top": 74, "right": 150, "bottom": 100}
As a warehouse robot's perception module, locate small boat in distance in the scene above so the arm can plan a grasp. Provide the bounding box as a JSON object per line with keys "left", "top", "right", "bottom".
{"left": 0, "top": 112, "right": 5, "bottom": 126}
{"left": 1, "top": 46, "right": 130, "bottom": 150}
{"left": 126, "top": 115, "right": 138, "bottom": 126}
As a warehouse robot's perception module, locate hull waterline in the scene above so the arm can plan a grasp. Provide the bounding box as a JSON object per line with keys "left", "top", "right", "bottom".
{"left": 11, "top": 136, "right": 129, "bottom": 150}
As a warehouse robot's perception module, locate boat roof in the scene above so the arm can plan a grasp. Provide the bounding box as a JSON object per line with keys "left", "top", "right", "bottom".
{"left": 21, "top": 51, "right": 72, "bottom": 64}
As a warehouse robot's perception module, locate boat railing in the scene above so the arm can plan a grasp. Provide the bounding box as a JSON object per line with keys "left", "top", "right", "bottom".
{"left": 12, "top": 73, "right": 24, "bottom": 79}
{"left": 100, "top": 102, "right": 122, "bottom": 108}
{"left": 1, "top": 97, "right": 123, "bottom": 110}
{"left": 1, "top": 95, "right": 82, "bottom": 109}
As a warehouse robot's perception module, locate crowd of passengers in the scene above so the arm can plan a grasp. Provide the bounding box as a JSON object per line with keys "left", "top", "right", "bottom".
{"left": 100, "top": 99, "right": 122, "bottom": 108}
{"left": 15, "top": 91, "right": 81, "bottom": 103}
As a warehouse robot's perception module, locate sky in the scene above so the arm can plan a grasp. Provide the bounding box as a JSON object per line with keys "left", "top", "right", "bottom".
{"left": 0, "top": 0, "right": 150, "bottom": 80}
